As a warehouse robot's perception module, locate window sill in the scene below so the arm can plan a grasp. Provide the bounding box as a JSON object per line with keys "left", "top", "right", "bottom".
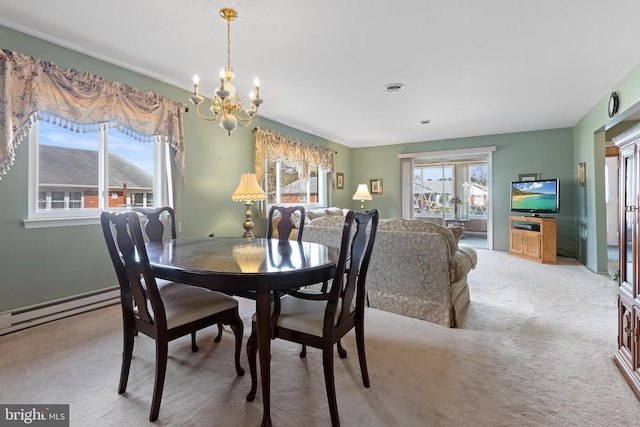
{"left": 23, "top": 216, "right": 101, "bottom": 229}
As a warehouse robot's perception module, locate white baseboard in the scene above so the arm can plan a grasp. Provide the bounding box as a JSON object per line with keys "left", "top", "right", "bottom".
{"left": 0, "top": 289, "right": 120, "bottom": 335}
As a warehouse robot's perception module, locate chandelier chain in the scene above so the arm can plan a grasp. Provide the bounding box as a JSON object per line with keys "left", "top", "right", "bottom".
{"left": 226, "top": 17, "right": 232, "bottom": 72}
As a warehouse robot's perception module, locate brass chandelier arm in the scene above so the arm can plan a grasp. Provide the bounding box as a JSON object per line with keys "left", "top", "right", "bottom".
{"left": 192, "top": 98, "right": 258, "bottom": 126}
{"left": 192, "top": 103, "right": 218, "bottom": 122}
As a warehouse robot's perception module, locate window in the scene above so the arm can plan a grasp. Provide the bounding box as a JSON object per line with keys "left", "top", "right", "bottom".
{"left": 413, "top": 164, "right": 454, "bottom": 216}
{"left": 399, "top": 146, "right": 494, "bottom": 250}
{"left": 265, "top": 159, "right": 328, "bottom": 208}
{"left": 26, "top": 119, "right": 171, "bottom": 226}
{"left": 255, "top": 128, "right": 335, "bottom": 214}
{"left": 413, "top": 160, "right": 488, "bottom": 220}
{"left": 1, "top": 49, "right": 185, "bottom": 195}
{"left": 468, "top": 162, "right": 488, "bottom": 217}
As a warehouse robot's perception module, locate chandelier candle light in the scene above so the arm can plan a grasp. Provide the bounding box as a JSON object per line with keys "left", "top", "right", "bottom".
{"left": 231, "top": 173, "right": 266, "bottom": 238}
{"left": 352, "top": 184, "right": 373, "bottom": 211}
{"left": 189, "top": 7, "right": 263, "bottom": 135}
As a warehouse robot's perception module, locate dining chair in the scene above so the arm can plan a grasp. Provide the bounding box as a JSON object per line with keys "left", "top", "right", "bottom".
{"left": 101, "top": 211, "right": 244, "bottom": 422}
{"left": 267, "top": 205, "right": 306, "bottom": 242}
{"left": 131, "top": 206, "right": 224, "bottom": 342}
{"left": 246, "top": 209, "right": 379, "bottom": 427}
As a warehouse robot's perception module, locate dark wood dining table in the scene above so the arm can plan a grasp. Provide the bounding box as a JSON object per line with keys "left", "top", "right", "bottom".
{"left": 145, "top": 236, "right": 339, "bottom": 426}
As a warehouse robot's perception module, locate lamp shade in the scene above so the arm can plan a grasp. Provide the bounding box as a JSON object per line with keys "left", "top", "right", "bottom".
{"left": 352, "top": 184, "right": 372, "bottom": 201}
{"left": 232, "top": 173, "right": 266, "bottom": 202}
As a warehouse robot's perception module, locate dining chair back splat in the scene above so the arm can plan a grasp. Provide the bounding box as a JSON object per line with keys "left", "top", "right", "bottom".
{"left": 130, "top": 206, "right": 176, "bottom": 241}
{"left": 131, "top": 206, "right": 225, "bottom": 342}
{"left": 246, "top": 209, "right": 379, "bottom": 427}
{"left": 267, "top": 205, "right": 306, "bottom": 242}
{"left": 101, "top": 211, "right": 244, "bottom": 422}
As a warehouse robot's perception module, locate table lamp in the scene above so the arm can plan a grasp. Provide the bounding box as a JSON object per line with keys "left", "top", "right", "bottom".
{"left": 448, "top": 196, "right": 462, "bottom": 219}
{"left": 231, "top": 173, "right": 266, "bottom": 238}
{"left": 352, "top": 183, "right": 372, "bottom": 211}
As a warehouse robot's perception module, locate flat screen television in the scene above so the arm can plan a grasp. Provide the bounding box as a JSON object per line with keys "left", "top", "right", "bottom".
{"left": 510, "top": 178, "right": 560, "bottom": 215}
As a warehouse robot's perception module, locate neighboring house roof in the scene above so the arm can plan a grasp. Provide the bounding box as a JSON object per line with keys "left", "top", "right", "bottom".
{"left": 39, "top": 145, "right": 152, "bottom": 189}
{"left": 279, "top": 177, "right": 318, "bottom": 194}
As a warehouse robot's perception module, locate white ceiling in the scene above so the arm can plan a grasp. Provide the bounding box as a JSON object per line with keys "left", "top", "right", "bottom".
{"left": 2, "top": 0, "right": 640, "bottom": 148}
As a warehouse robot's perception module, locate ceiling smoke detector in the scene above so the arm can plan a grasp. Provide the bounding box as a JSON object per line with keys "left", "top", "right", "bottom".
{"left": 385, "top": 83, "right": 405, "bottom": 92}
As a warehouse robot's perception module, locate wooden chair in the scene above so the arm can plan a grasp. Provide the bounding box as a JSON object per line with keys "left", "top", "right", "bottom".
{"left": 130, "top": 206, "right": 177, "bottom": 242}
{"left": 267, "top": 205, "right": 306, "bottom": 242}
{"left": 101, "top": 211, "right": 244, "bottom": 422}
{"left": 246, "top": 209, "right": 379, "bottom": 427}
{"left": 131, "top": 206, "right": 224, "bottom": 342}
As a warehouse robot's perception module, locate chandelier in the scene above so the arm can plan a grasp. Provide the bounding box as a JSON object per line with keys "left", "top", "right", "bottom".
{"left": 189, "top": 7, "right": 263, "bottom": 135}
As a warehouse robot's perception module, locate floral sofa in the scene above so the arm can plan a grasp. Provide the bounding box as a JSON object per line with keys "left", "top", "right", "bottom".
{"left": 289, "top": 210, "right": 477, "bottom": 328}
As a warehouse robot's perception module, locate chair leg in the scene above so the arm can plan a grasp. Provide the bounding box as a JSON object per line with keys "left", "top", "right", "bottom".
{"left": 355, "top": 321, "right": 370, "bottom": 388}
{"left": 246, "top": 322, "right": 258, "bottom": 402}
{"left": 230, "top": 313, "right": 245, "bottom": 376}
{"left": 322, "top": 345, "right": 340, "bottom": 427}
{"left": 150, "top": 340, "right": 169, "bottom": 422}
{"left": 337, "top": 339, "right": 347, "bottom": 358}
{"left": 214, "top": 322, "right": 224, "bottom": 343}
{"left": 191, "top": 331, "right": 198, "bottom": 352}
{"left": 118, "top": 326, "right": 135, "bottom": 394}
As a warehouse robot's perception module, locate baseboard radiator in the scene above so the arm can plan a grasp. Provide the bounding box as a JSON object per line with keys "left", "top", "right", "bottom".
{"left": 0, "top": 288, "right": 120, "bottom": 335}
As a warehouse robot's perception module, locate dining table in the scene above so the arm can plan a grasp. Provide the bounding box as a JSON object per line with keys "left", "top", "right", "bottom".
{"left": 145, "top": 236, "right": 340, "bottom": 427}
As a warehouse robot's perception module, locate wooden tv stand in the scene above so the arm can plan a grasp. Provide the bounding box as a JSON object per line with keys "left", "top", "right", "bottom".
{"left": 509, "top": 215, "right": 556, "bottom": 264}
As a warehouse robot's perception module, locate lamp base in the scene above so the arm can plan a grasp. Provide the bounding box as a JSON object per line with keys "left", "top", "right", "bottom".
{"left": 242, "top": 202, "right": 255, "bottom": 238}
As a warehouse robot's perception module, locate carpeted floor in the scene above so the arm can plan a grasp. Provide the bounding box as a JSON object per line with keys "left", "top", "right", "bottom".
{"left": 1, "top": 249, "right": 639, "bottom": 426}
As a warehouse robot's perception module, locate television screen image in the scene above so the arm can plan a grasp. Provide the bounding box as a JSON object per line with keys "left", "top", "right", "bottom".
{"left": 510, "top": 179, "right": 559, "bottom": 215}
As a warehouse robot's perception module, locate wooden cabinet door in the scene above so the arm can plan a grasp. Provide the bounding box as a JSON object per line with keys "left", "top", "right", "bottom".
{"left": 618, "top": 292, "right": 635, "bottom": 367}
{"left": 523, "top": 232, "right": 542, "bottom": 259}
{"left": 619, "top": 145, "right": 637, "bottom": 297}
{"left": 510, "top": 230, "right": 525, "bottom": 255}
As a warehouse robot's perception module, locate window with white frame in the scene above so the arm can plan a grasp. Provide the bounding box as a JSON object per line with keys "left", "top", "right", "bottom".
{"left": 400, "top": 147, "right": 494, "bottom": 223}
{"left": 27, "top": 119, "right": 170, "bottom": 223}
{"left": 265, "top": 158, "right": 328, "bottom": 208}
{"left": 254, "top": 128, "right": 335, "bottom": 215}
{"left": 413, "top": 160, "right": 488, "bottom": 219}
{"left": 1, "top": 49, "right": 184, "bottom": 209}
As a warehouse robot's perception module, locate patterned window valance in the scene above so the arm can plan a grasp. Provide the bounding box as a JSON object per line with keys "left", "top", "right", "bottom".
{"left": 254, "top": 127, "right": 336, "bottom": 186}
{"left": 0, "top": 49, "right": 186, "bottom": 180}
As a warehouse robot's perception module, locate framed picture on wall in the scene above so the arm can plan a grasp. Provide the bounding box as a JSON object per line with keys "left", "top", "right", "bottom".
{"left": 336, "top": 172, "right": 344, "bottom": 189}
{"left": 518, "top": 173, "right": 540, "bottom": 182}
{"left": 370, "top": 178, "right": 383, "bottom": 194}
{"left": 578, "top": 162, "right": 586, "bottom": 186}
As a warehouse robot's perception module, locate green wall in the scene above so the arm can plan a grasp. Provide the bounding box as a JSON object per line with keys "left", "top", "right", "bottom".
{"left": 573, "top": 63, "right": 640, "bottom": 273}
{"left": 350, "top": 128, "right": 577, "bottom": 254}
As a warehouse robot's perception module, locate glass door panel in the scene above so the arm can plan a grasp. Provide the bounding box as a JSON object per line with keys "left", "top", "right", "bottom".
{"left": 621, "top": 148, "right": 635, "bottom": 287}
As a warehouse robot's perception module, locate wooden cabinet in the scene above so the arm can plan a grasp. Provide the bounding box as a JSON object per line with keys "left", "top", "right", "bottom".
{"left": 613, "top": 125, "right": 640, "bottom": 400}
{"left": 508, "top": 216, "right": 556, "bottom": 264}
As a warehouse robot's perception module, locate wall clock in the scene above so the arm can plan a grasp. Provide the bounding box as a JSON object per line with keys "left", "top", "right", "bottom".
{"left": 608, "top": 91, "right": 619, "bottom": 118}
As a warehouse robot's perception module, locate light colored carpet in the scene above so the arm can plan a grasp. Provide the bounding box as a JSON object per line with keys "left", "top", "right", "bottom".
{"left": 1, "top": 249, "right": 639, "bottom": 426}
